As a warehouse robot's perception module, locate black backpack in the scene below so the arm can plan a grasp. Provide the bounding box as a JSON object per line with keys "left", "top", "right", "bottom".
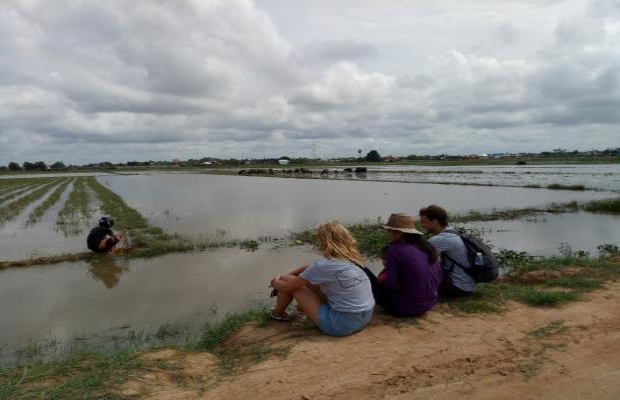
{"left": 441, "top": 229, "right": 500, "bottom": 283}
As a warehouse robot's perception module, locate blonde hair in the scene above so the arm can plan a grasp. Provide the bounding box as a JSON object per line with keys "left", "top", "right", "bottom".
{"left": 317, "top": 222, "right": 364, "bottom": 267}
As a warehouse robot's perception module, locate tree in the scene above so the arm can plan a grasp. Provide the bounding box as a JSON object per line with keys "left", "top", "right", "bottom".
{"left": 23, "top": 161, "right": 36, "bottom": 171}
{"left": 8, "top": 162, "right": 21, "bottom": 171}
{"left": 365, "top": 150, "right": 382, "bottom": 162}
{"left": 34, "top": 161, "right": 47, "bottom": 170}
{"left": 50, "top": 161, "right": 66, "bottom": 170}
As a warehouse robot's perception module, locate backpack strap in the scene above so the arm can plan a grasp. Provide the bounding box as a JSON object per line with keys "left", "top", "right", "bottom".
{"left": 441, "top": 252, "right": 468, "bottom": 270}
{"left": 438, "top": 229, "right": 470, "bottom": 271}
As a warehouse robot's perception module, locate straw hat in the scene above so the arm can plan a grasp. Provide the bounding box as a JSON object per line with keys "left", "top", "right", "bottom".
{"left": 383, "top": 213, "right": 422, "bottom": 235}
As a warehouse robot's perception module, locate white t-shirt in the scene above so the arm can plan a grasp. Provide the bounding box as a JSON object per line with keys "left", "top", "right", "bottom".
{"left": 300, "top": 258, "right": 375, "bottom": 313}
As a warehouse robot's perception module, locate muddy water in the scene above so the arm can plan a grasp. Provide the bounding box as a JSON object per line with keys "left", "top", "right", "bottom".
{"left": 100, "top": 173, "right": 611, "bottom": 240}
{"left": 1, "top": 171, "right": 619, "bottom": 363}
{"left": 0, "top": 172, "right": 614, "bottom": 261}
{"left": 0, "top": 181, "right": 89, "bottom": 261}
{"left": 1, "top": 211, "right": 619, "bottom": 363}
{"left": 0, "top": 245, "right": 382, "bottom": 363}
{"left": 366, "top": 164, "right": 620, "bottom": 191}
{"left": 467, "top": 212, "right": 620, "bottom": 256}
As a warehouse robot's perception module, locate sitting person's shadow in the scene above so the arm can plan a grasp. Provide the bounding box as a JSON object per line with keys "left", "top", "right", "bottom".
{"left": 88, "top": 257, "right": 130, "bottom": 289}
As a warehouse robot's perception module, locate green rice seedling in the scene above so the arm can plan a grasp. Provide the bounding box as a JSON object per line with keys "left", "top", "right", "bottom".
{"left": 0, "top": 179, "right": 51, "bottom": 206}
{"left": 27, "top": 178, "right": 72, "bottom": 224}
{"left": 0, "top": 182, "right": 34, "bottom": 197}
{"left": 56, "top": 177, "right": 95, "bottom": 235}
{"left": 0, "top": 179, "right": 62, "bottom": 225}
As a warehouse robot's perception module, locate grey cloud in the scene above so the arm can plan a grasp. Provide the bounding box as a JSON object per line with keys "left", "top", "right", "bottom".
{"left": 1, "top": 0, "right": 620, "bottom": 165}
{"left": 296, "top": 40, "right": 378, "bottom": 65}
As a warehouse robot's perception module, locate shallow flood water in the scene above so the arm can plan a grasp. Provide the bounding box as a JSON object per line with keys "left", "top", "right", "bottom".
{"left": 467, "top": 212, "right": 620, "bottom": 256}
{"left": 1, "top": 169, "right": 619, "bottom": 363}
{"left": 99, "top": 173, "right": 612, "bottom": 240}
{"left": 365, "top": 164, "right": 620, "bottom": 191}
{"left": 0, "top": 245, "right": 382, "bottom": 363}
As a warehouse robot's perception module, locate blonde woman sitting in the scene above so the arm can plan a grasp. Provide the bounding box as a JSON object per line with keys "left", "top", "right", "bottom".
{"left": 270, "top": 222, "right": 375, "bottom": 337}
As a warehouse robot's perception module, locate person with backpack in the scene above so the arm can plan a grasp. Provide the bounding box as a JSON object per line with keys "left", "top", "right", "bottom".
{"left": 87, "top": 216, "right": 124, "bottom": 253}
{"left": 419, "top": 205, "right": 477, "bottom": 297}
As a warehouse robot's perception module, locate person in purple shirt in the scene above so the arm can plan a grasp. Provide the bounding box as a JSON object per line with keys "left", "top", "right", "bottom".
{"left": 366, "top": 213, "right": 442, "bottom": 317}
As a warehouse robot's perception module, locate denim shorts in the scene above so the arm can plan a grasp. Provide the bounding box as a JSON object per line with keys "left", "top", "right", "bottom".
{"left": 317, "top": 304, "right": 373, "bottom": 337}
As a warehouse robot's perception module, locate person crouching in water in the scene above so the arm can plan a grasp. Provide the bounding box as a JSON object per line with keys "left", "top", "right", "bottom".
{"left": 366, "top": 213, "right": 442, "bottom": 317}
{"left": 269, "top": 222, "right": 375, "bottom": 337}
{"left": 87, "top": 216, "right": 122, "bottom": 253}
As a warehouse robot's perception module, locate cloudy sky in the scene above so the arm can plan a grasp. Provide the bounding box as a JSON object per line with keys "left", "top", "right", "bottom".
{"left": 1, "top": 0, "right": 619, "bottom": 165}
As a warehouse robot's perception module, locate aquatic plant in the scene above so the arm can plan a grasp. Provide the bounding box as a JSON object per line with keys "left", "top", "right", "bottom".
{"left": 584, "top": 197, "right": 620, "bottom": 214}
{"left": 27, "top": 178, "right": 72, "bottom": 224}
{"left": 546, "top": 183, "right": 586, "bottom": 190}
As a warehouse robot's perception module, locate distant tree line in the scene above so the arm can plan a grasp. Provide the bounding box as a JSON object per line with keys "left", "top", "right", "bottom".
{"left": 1, "top": 147, "right": 619, "bottom": 172}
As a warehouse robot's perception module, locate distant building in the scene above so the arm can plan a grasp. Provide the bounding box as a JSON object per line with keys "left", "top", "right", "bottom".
{"left": 383, "top": 155, "right": 398, "bottom": 162}
{"left": 278, "top": 159, "right": 290, "bottom": 165}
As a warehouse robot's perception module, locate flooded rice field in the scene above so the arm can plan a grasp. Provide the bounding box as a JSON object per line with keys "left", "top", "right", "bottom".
{"left": 100, "top": 173, "right": 612, "bottom": 241}
{"left": 1, "top": 165, "right": 619, "bottom": 363}
{"left": 355, "top": 163, "right": 620, "bottom": 191}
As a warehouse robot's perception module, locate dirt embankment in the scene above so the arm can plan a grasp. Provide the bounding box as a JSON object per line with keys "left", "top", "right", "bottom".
{"left": 121, "top": 282, "right": 620, "bottom": 400}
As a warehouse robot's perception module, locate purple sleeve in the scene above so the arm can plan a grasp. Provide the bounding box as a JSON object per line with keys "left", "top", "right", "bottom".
{"left": 384, "top": 249, "right": 400, "bottom": 290}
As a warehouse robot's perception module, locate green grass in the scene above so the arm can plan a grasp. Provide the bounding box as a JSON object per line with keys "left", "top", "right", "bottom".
{"left": 195, "top": 306, "right": 270, "bottom": 353}
{"left": 584, "top": 197, "right": 620, "bottom": 214}
{"left": 0, "top": 351, "right": 142, "bottom": 400}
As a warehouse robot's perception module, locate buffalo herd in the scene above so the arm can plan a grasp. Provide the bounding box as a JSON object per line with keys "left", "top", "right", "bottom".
{"left": 238, "top": 167, "right": 367, "bottom": 178}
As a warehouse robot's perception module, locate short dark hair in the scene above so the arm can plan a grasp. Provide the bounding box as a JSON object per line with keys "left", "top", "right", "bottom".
{"left": 419, "top": 204, "right": 448, "bottom": 227}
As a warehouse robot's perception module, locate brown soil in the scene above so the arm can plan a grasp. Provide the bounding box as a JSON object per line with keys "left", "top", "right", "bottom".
{"left": 120, "top": 282, "right": 620, "bottom": 400}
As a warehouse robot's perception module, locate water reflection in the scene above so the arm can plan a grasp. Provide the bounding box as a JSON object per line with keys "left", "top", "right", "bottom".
{"left": 101, "top": 173, "right": 612, "bottom": 241}
{"left": 88, "top": 256, "right": 129, "bottom": 288}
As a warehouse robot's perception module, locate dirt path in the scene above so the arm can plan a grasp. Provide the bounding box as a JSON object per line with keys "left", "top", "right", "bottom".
{"left": 121, "top": 282, "right": 620, "bottom": 400}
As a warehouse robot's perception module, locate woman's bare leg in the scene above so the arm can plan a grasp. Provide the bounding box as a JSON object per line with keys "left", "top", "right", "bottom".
{"left": 272, "top": 291, "right": 294, "bottom": 315}
{"left": 292, "top": 286, "right": 323, "bottom": 325}
{"left": 307, "top": 283, "right": 328, "bottom": 304}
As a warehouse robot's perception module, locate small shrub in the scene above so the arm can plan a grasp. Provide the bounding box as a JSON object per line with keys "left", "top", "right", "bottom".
{"left": 585, "top": 198, "right": 620, "bottom": 214}
{"left": 597, "top": 243, "right": 620, "bottom": 257}
{"left": 546, "top": 184, "right": 586, "bottom": 191}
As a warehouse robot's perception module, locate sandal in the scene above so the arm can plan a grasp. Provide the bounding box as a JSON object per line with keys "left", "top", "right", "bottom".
{"left": 270, "top": 310, "right": 290, "bottom": 322}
